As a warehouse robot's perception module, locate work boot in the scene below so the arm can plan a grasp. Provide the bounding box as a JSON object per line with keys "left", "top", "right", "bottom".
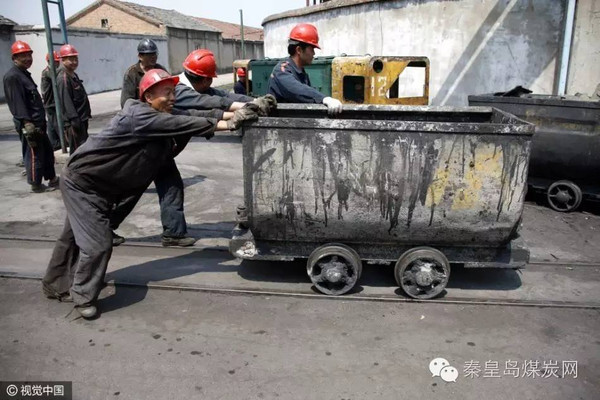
{"left": 75, "top": 303, "right": 97, "bottom": 319}
{"left": 112, "top": 231, "right": 125, "bottom": 247}
{"left": 31, "top": 183, "right": 56, "bottom": 193}
{"left": 161, "top": 236, "right": 196, "bottom": 247}
{"left": 48, "top": 176, "right": 60, "bottom": 188}
{"left": 43, "top": 286, "right": 73, "bottom": 303}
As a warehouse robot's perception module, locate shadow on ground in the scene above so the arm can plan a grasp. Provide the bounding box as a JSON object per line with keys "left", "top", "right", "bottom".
{"left": 99, "top": 250, "right": 522, "bottom": 314}
{"left": 144, "top": 174, "right": 207, "bottom": 194}
{"left": 121, "top": 221, "right": 236, "bottom": 244}
{"left": 100, "top": 248, "right": 239, "bottom": 314}
{"left": 526, "top": 190, "right": 600, "bottom": 216}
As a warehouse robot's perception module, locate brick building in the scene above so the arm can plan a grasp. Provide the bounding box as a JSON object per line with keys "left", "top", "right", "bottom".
{"left": 67, "top": 0, "right": 264, "bottom": 74}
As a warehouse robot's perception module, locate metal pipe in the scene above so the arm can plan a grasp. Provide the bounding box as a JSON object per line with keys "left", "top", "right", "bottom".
{"left": 558, "top": 0, "right": 576, "bottom": 96}
{"left": 239, "top": 9, "right": 245, "bottom": 59}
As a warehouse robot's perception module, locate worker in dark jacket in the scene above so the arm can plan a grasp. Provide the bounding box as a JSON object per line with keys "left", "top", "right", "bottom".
{"left": 234, "top": 67, "right": 252, "bottom": 96}
{"left": 109, "top": 41, "right": 255, "bottom": 248}
{"left": 174, "top": 81, "right": 249, "bottom": 112}
{"left": 42, "top": 69, "right": 261, "bottom": 318}
{"left": 268, "top": 23, "right": 342, "bottom": 116}
{"left": 182, "top": 49, "right": 253, "bottom": 103}
{"left": 120, "top": 39, "right": 169, "bottom": 108}
{"left": 109, "top": 70, "right": 274, "bottom": 247}
{"left": 41, "top": 51, "right": 61, "bottom": 150}
{"left": 57, "top": 44, "right": 91, "bottom": 154}
{"left": 112, "top": 38, "right": 174, "bottom": 246}
{"left": 3, "top": 40, "right": 58, "bottom": 193}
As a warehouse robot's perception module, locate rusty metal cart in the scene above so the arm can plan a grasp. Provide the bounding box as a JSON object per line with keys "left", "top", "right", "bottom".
{"left": 230, "top": 105, "right": 534, "bottom": 299}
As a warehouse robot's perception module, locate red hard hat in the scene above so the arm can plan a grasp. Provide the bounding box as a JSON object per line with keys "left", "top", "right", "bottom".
{"left": 182, "top": 49, "right": 217, "bottom": 78}
{"left": 237, "top": 68, "right": 246, "bottom": 77}
{"left": 59, "top": 44, "right": 79, "bottom": 58}
{"left": 139, "top": 68, "right": 180, "bottom": 100}
{"left": 11, "top": 41, "right": 33, "bottom": 56}
{"left": 289, "top": 23, "right": 320, "bottom": 49}
{"left": 46, "top": 51, "right": 60, "bottom": 62}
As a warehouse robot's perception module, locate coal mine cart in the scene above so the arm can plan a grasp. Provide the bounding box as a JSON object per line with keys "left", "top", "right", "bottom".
{"left": 230, "top": 104, "right": 534, "bottom": 299}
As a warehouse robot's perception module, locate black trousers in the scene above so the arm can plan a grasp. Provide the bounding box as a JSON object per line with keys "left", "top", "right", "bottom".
{"left": 43, "top": 176, "right": 113, "bottom": 305}
{"left": 66, "top": 120, "right": 89, "bottom": 155}
{"left": 23, "top": 126, "right": 56, "bottom": 186}
{"left": 46, "top": 107, "right": 62, "bottom": 150}
{"left": 110, "top": 158, "right": 187, "bottom": 238}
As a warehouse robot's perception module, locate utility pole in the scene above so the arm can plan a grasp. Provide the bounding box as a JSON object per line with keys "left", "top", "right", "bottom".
{"left": 239, "top": 9, "right": 245, "bottom": 59}
{"left": 41, "top": 0, "right": 69, "bottom": 153}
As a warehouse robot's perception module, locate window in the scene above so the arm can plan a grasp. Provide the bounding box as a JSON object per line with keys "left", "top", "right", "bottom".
{"left": 101, "top": 19, "right": 109, "bottom": 28}
{"left": 386, "top": 61, "right": 427, "bottom": 99}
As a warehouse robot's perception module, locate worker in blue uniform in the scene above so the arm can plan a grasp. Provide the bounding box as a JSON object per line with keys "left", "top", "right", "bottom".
{"left": 234, "top": 68, "right": 252, "bottom": 96}
{"left": 268, "top": 23, "right": 342, "bottom": 115}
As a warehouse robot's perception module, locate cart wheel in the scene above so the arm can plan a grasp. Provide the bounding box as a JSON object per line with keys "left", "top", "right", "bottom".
{"left": 307, "top": 243, "right": 362, "bottom": 295}
{"left": 547, "top": 180, "right": 582, "bottom": 212}
{"left": 394, "top": 247, "right": 450, "bottom": 300}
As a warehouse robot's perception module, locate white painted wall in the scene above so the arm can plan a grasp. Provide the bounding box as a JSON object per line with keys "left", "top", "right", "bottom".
{"left": 263, "top": 0, "right": 572, "bottom": 105}
{"left": 568, "top": 0, "right": 600, "bottom": 96}
{"left": 13, "top": 28, "right": 167, "bottom": 95}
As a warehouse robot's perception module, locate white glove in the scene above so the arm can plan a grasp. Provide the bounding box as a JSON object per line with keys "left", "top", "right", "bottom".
{"left": 322, "top": 97, "right": 343, "bottom": 116}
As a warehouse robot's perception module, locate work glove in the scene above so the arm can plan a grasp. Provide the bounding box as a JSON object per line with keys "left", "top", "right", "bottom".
{"left": 322, "top": 96, "right": 343, "bottom": 116}
{"left": 22, "top": 122, "right": 38, "bottom": 148}
{"left": 252, "top": 94, "right": 277, "bottom": 116}
{"left": 227, "top": 103, "right": 259, "bottom": 130}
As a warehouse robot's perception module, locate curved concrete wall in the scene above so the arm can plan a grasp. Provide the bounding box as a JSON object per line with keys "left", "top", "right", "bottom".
{"left": 263, "top": 0, "right": 593, "bottom": 105}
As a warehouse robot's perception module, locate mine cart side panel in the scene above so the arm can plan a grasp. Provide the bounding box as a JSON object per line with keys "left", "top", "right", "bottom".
{"left": 241, "top": 106, "right": 532, "bottom": 247}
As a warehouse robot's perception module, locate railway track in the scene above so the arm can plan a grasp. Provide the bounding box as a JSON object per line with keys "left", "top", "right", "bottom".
{"left": 1, "top": 236, "right": 599, "bottom": 310}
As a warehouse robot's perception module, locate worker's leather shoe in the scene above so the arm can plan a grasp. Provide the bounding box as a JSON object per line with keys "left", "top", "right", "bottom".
{"left": 48, "top": 176, "right": 60, "bottom": 188}
{"left": 31, "top": 183, "right": 56, "bottom": 193}
{"left": 44, "top": 288, "right": 73, "bottom": 303}
{"left": 75, "top": 304, "right": 97, "bottom": 319}
{"left": 112, "top": 231, "right": 125, "bottom": 247}
{"left": 161, "top": 236, "right": 196, "bottom": 247}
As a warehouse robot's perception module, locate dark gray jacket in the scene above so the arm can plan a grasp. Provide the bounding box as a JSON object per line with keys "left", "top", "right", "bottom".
{"left": 57, "top": 67, "right": 91, "bottom": 124}
{"left": 199, "top": 86, "right": 253, "bottom": 103}
{"left": 120, "top": 62, "right": 169, "bottom": 108}
{"left": 65, "top": 99, "right": 218, "bottom": 199}
{"left": 41, "top": 66, "right": 56, "bottom": 109}
{"left": 174, "top": 83, "right": 233, "bottom": 112}
{"left": 3, "top": 65, "right": 46, "bottom": 128}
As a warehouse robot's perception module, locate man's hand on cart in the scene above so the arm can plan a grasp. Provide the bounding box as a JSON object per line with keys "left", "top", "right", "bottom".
{"left": 226, "top": 102, "right": 260, "bottom": 130}
{"left": 252, "top": 94, "right": 277, "bottom": 116}
{"left": 322, "top": 96, "right": 343, "bottom": 116}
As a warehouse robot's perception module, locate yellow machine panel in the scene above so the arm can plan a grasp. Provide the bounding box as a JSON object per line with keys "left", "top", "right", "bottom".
{"left": 331, "top": 56, "right": 429, "bottom": 105}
